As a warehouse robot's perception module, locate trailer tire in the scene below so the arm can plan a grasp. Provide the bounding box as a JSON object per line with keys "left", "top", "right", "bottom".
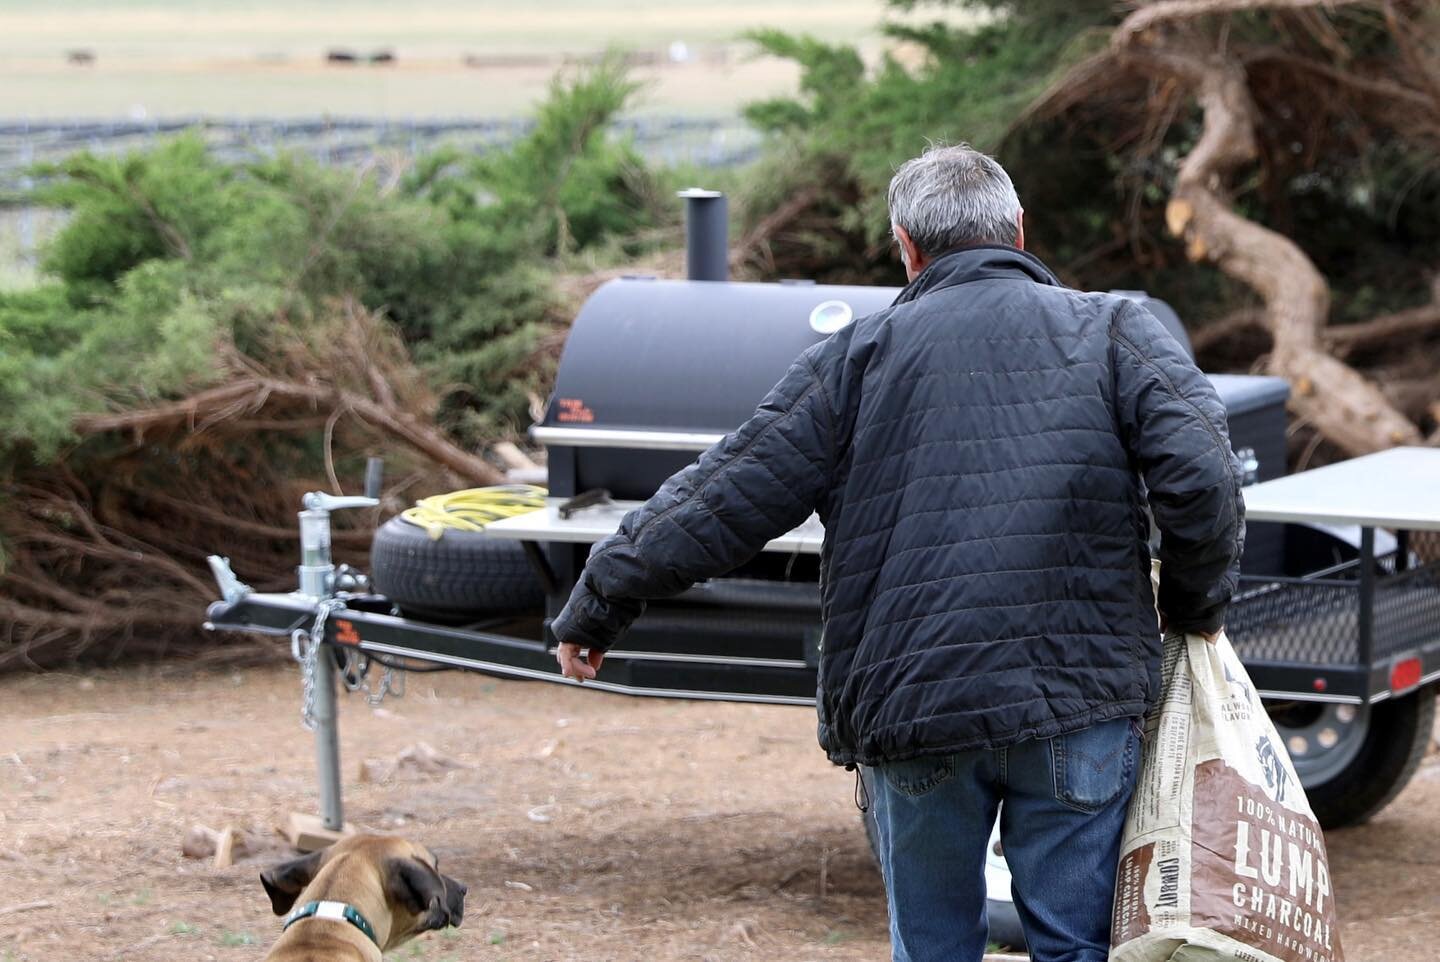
{"left": 1269, "top": 684, "right": 1436, "bottom": 829}
{"left": 858, "top": 768, "right": 1027, "bottom": 952}
{"left": 369, "top": 515, "right": 543, "bottom": 622}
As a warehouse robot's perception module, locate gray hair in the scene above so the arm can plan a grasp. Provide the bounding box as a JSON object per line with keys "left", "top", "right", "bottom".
{"left": 887, "top": 144, "right": 1022, "bottom": 256}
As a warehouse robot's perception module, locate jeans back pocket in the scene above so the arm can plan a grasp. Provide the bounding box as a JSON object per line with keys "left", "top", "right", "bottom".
{"left": 1050, "top": 717, "right": 1137, "bottom": 813}
{"left": 879, "top": 754, "right": 956, "bottom": 797}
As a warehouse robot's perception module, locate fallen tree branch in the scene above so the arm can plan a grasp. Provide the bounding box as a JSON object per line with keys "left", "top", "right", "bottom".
{"left": 1109, "top": 2, "right": 1423, "bottom": 454}
{"left": 730, "top": 187, "right": 821, "bottom": 274}
{"left": 140, "top": 490, "right": 371, "bottom": 544}
{"left": 1244, "top": 49, "right": 1439, "bottom": 110}
{"left": 1190, "top": 308, "right": 1268, "bottom": 353}
{"left": 1115, "top": 0, "right": 1370, "bottom": 47}
{"left": 75, "top": 376, "right": 504, "bottom": 486}
{"left": 1327, "top": 301, "right": 1440, "bottom": 355}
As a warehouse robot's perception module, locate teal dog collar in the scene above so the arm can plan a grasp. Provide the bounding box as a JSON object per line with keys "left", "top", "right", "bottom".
{"left": 283, "top": 900, "right": 379, "bottom": 947}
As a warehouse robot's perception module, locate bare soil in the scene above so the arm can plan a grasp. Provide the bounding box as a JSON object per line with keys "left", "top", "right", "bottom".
{"left": 1, "top": 662, "right": 1437, "bottom": 961}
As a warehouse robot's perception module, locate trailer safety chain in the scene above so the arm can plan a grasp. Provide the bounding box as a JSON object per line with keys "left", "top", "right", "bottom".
{"left": 339, "top": 649, "right": 407, "bottom": 708}
{"left": 291, "top": 598, "right": 348, "bottom": 732}
{"left": 366, "top": 661, "right": 405, "bottom": 707}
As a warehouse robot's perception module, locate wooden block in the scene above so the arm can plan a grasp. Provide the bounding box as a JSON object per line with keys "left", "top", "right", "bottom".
{"left": 213, "top": 825, "right": 237, "bottom": 869}
{"left": 283, "top": 812, "right": 355, "bottom": 853}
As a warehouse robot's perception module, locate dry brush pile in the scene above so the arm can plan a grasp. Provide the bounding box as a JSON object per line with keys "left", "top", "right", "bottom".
{"left": 0, "top": 60, "right": 668, "bottom": 668}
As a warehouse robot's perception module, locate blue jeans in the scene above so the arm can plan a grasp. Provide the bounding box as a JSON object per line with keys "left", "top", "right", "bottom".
{"left": 869, "top": 717, "right": 1140, "bottom": 962}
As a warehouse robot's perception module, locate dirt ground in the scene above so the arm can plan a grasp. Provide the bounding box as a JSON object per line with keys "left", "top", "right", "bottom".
{"left": 1, "top": 662, "right": 1438, "bottom": 962}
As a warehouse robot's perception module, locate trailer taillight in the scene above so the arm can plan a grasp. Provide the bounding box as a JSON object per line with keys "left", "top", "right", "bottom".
{"left": 1390, "top": 657, "right": 1422, "bottom": 694}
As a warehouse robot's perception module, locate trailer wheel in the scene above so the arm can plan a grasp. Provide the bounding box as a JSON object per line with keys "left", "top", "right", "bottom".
{"left": 369, "top": 515, "right": 543, "bottom": 622}
{"left": 858, "top": 768, "right": 1027, "bottom": 951}
{"left": 1266, "top": 684, "right": 1436, "bottom": 829}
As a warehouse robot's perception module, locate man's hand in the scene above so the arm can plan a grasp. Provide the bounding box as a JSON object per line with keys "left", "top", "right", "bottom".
{"left": 556, "top": 642, "right": 605, "bottom": 683}
{"left": 1158, "top": 611, "right": 1222, "bottom": 643}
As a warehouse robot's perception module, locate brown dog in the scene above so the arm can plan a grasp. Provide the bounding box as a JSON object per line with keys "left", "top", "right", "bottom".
{"left": 260, "top": 834, "right": 467, "bottom": 960}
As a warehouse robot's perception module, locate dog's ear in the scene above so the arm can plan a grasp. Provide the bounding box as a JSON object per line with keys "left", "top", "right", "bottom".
{"left": 260, "top": 850, "right": 324, "bottom": 916}
{"left": 384, "top": 857, "right": 449, "bottom": 932}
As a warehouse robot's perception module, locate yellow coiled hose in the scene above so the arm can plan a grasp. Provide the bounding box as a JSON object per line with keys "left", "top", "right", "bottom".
{"left": 399, "top": 485, "right": 547, "bottom": 540}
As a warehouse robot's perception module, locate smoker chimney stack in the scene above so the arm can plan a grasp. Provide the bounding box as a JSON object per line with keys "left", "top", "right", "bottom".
{"left": 679, "top": 188, "right": 728, "bottom": 282}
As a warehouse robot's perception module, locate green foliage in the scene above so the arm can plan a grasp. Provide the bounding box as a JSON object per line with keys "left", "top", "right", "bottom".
{"left": 405, "top": 54, "right": 657, "bottom": 258}
{"left": 0, "top": 261, "right": 226, "bottom": 459}
{"left": 1, "top": 59, "right": 656, "bottom": 465}
{"left": 747, "top": 4, "right": 1114, "bottom": 188}
{"left": 744, "top": 30, "right": 866, "bottom": 133}
{"left": 0, "top": 284, "right": 93, "bottom": 456}
{"left": 36, "top": 136, "right": 242, "bottom": 302}
{"left": 737, "top": 1, "right": 1119, "bottom": 279}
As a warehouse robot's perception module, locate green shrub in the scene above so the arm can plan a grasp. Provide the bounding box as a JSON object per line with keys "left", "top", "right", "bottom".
{"left": 1, "top": 58, "right": 657, "bottom": 466}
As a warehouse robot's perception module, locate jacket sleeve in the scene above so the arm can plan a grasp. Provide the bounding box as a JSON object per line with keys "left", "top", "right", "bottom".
{"left": 549, "top": 344, "right": 840, "bottom": 651}
{"left": 1110, "top": 301, "right": 1246, "bottom": 635}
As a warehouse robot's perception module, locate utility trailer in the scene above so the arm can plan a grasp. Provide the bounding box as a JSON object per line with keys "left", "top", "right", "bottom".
{"left": 204, "top": 193, "right": 1440, "bottom": 948}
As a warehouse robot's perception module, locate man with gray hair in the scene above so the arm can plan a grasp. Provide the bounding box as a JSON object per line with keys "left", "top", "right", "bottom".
{"left": 552, "top": 143, "right": 1244, "bottom": 961}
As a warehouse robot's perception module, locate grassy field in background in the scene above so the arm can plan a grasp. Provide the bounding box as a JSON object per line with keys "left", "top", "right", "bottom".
{"left": 1, "top": 0, "right": 977, "bottom": 118}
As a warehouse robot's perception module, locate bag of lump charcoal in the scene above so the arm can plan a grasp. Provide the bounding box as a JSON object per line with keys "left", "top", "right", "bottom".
{"left": 1109, "top": 631, "right": 1344, "bottom": 962}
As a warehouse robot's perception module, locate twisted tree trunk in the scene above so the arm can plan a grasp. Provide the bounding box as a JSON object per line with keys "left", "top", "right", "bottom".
{"left": 1111, "top": 1, "right": 1425, "bottom": 455}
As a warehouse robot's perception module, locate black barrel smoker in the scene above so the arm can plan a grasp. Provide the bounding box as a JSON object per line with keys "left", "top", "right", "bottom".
{"left": 526, "top": 203, "right": 1290, "bottom": 681}
{"left": 532, "top": 275, "right": 897, "bottom": 680}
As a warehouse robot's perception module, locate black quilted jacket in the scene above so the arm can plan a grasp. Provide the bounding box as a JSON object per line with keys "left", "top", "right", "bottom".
{"left": 551, "top": 246, "right": 1245, "bottom": 765}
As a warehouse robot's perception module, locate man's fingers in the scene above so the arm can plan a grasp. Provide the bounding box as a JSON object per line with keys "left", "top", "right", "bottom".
{"left": 556, "top": 642, "right": 601, "bottom": 682}
{"left": 588, "top": 648, "right": 605, "bottom": 675}
{"left": 555, "top": 643, "right": 581, "bottom": 681}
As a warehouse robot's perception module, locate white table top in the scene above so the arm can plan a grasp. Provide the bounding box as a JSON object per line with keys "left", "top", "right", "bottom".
{"left": 485, "top": 498, "right": 825, "bottom": 554}
{"left": 1241, "top": 447, "right": 1440, "bottom": 531}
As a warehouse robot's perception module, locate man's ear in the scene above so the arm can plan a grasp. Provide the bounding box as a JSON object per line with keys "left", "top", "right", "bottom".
{"left": 893, "top": 224, "right": 929, "bottom": 281}
{"left": 385, "top": 857, "right": 449, "bottom": 931}
{"left": 1014, "top": 208, "right": 1026, "bottom": 251}
{"left": 260, "top": 850, "right": 324, "bottom": 916}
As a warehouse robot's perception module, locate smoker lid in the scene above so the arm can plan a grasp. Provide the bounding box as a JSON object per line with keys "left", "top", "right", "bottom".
{"left": 1207, "top": 374, "right": 1291, "bottom": 416}
{"left": 544, "top": 277, "right": 901, "bottom": 433}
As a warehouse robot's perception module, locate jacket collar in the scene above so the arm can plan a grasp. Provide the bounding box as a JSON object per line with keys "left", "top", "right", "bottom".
{"left": 891, "top": 244, "right": 1062, "bottom": 307}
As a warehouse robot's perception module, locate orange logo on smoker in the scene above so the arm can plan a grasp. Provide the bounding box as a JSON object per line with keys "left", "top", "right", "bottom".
{"left": 555, "top": 397, "right": 596, "bottom": 423}
{"left": 333, "top": 619, "right": 362, "bottom": 646}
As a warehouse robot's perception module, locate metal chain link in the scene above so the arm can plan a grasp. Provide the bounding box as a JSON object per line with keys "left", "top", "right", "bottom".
{"left": 290, "top": 598, "right": 347, "bottom": 731}
{"left": 339, "top": 649, "right": 368, "bottom": 694}
{"left": 333, "top": 648, "right": 405, "bottom": 706}
{"left": 369, "top": 663, "right": 405, "bottom": 705}
{"left": 353, "top": 657, "right": 405, "bottom": 707}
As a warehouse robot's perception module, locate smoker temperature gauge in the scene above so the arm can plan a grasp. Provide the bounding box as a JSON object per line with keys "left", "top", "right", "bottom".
{"left": 809, "top": 300, "right": 854, "bottom": 334}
